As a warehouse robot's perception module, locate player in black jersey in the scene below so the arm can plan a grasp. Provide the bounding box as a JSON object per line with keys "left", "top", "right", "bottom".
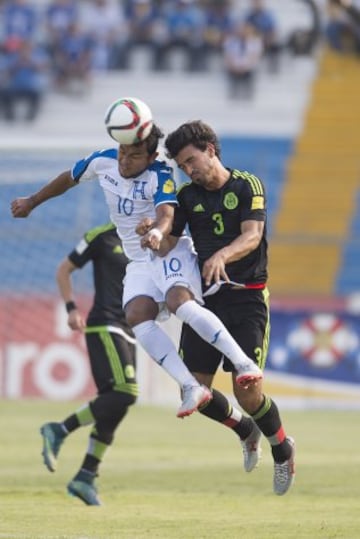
{"left": 164, "top": 120, "right": 295, "bottom": 496}
{"left": 40, "top": 223, "right": 137, "bottom": 506}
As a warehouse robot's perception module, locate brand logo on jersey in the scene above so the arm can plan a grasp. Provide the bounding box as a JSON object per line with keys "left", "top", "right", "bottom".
{"left": 224, "top": 192, "right": 238, "bottom": 210}
{"left": 193, "top": 203, "right": 205, "bottom": 212}
{"left": 162, "top": 179, "right": 175, "bottom": 194}
{"left": 113, "top": 246, "right": 123, "bottom": 254}
{"left": 165, "top": 272, "right": 183, "bottom": 280}
{"left": 105, "top": 174, "right": 118, "bottom": 186}
{"left": 251, "top": 196, "right": 264, "bottom": 210}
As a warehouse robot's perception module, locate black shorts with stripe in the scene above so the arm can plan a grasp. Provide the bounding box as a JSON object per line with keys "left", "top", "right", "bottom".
{"left": 179, "top": 287, "right": 270, "bottom": 374}
{"left": 85, "top": 326, "right": 138, "bottom": 398}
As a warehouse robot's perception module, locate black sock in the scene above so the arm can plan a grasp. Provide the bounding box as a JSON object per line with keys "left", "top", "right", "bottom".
{"left": 63, "top": 414, "right": 80, "bottom": 433}
{"left": 251, "top": 395, "right": 292, "bottom": 462}
{"left": 200, "top": 388, "right": 254, "bottom": 440}
{"left": 79, "top": 455, "right": 100, "bottom": 476}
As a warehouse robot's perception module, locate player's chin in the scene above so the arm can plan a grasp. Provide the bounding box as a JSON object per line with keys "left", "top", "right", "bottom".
{"left": 191, "top": 175, "right": 203, "bottom": 185}
{"left": 118, "top": 166, "right": 133, "bottom": 178}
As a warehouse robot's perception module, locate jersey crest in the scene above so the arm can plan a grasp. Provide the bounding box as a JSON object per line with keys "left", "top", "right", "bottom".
{"left": 223, "top": 192, "right": 239, "bottom": 210}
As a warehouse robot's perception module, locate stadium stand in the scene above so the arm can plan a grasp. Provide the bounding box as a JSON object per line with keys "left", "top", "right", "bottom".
{"left": 270, "top": 48, "right": 360, "bottom": 296}
{"left": 0, "top": 50, "right": 317, "bottom": 148}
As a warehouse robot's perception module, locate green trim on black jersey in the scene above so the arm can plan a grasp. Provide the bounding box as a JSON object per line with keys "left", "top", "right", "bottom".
{"left": 177, "top": 172, "right": 264, "bottom": 197}
{"left": 233, "top": 170, "right": 264, "bottom": 196}
{"left": 84, "top": 223, "right": 116, "bottom": 244}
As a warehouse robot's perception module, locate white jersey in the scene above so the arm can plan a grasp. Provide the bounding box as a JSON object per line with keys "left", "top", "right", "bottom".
{"left": 71, "top": 148, "right": 177, "bottom": 262}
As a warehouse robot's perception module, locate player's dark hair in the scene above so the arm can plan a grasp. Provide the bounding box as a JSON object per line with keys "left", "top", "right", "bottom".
{"left": 136, "top": 124, "right": 164, "bottom": 155}
{"left": 165, "top": 120, "right": 221, "bottom": 159}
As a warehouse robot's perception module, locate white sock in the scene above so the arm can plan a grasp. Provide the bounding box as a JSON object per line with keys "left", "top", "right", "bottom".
{"left": 176, "top": 300, "right": 250, "bottom": 369}
{"left": 132, "top": 320, "right": 198, "bottom": 387}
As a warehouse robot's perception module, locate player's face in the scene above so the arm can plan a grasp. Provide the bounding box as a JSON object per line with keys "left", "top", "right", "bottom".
{"left": 118, "top": 142, "right": 156, "bottom": 178}
{"left": 175, "top": 144, "right": 216, "bottom": 189}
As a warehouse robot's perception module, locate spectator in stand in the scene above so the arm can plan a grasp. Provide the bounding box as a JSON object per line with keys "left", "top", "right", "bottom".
{"left": 153, "top": 0, "right": 208, "bottom": 71}
{"left": 124, "top": 1, "right": 157, "bottom": 46}
{"left": 0, "top": 38, "right": 50, "bottom": 122}
{"left": 51, "top": 21, "right": 93, "bottom": 93}
{"left": 287, "top": 0, "right": 321, "bottom": 57}
{"left": 222, "top": 20, "right": 263, "bottom": 100}
{"left": 44, "top": 0, "right": 79, "bottom": 64}
{"left": 325, "top": 0, "right": 360, "bottom": 53}
{"left": 122, "top": 0, "right": 162, "bottom": 69}
{"left": 344, "top": 0, "right": 360, "bottom": 25}
{"left": 202, "top": 0, "right": 233, "bottom": 66}
{"left": 1, "top": 0, "right": 38, "bottom": 43}
{"left": 244, "top": 0, "right": 282, "bottom": 72}
{"left": 80, "top": 0, "right": 129, "bottom": 70}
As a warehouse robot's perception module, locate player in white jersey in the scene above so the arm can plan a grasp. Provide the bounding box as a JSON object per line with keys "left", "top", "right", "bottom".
{"left": 11, "top": 123, "right": 261, "bottom": 418}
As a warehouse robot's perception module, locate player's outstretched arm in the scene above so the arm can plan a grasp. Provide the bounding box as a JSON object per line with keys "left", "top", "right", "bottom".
{"left": 11, "top": 170, "right": 76, "bottom": 218}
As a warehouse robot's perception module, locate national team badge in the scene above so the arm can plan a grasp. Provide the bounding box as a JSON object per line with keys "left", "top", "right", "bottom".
{"left": 224, "top": 192, "right": 238, "bottom": 210}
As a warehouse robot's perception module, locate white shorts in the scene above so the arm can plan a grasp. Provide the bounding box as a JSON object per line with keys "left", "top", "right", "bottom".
{"left": 123, "top": 236, "right": 203, "bottom": 315}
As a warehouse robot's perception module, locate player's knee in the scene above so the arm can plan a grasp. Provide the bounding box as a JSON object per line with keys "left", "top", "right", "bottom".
{"left": 125, "top": 297, "right": 159, "bottom": 327}
{"left": 90, "top": 388, "right": 137, "bottom": 423}
{"left": 166, "top": 287, "right": 193, "bottom": 314}
{"left": 119, "top": 390, "right": 137, "bottom": 407}
{"left": 92, "top": 391, "right": 135, "bottom": 435}
{"left": 112, "top": 379, "right": 138, "bottom": 406}
{"left": 110, "top": 387, "right": 137, "bottom": 409}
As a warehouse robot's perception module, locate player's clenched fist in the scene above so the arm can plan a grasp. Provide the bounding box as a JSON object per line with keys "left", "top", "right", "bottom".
{"left": 11, "top": 196, "right": 34, "bottom": 218}
{"left": 135, "top": 217, "right": 154, "bottom": 236}
{"left": 140, "top": 227, "right": 163, "bottom": 251}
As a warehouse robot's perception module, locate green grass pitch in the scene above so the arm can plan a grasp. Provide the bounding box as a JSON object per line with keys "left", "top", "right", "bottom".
{"left": 0, "top": 400, "right": 359, "bottom": 539}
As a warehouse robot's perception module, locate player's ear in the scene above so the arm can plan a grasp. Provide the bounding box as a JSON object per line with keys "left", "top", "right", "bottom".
{"left": 207, "top": 143, "right": 216, "bottom": 157}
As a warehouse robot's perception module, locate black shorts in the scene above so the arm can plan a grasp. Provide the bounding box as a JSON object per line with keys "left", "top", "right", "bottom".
{"left": 85, "top": 326, "right": 137, "bottom": 396}
{"left": 179, "top": 287, "right": 270, "bottom": 375}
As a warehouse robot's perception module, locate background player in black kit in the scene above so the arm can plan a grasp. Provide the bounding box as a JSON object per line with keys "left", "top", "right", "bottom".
{"left": 40, "top": 223, "right": 137, "bottom": 506}
{"left": 164, "top": 120, "right": 295, "bottom": 496}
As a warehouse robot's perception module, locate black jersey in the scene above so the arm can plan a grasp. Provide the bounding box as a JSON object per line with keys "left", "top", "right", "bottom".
{"left": 172, "top": 169, "right": 268, "bottom": 286}
{"left": 69, "top": 223, "right": 132, "bottom": 331}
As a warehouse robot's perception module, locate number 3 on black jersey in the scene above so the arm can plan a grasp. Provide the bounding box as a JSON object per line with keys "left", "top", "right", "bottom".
{"left": 212, "top": 213, "right": 224, "bottom": 235}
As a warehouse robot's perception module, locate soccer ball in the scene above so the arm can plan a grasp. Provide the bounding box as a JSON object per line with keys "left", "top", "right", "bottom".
{"left": 104, "top": 97, "right": 153, "bottom": 144}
